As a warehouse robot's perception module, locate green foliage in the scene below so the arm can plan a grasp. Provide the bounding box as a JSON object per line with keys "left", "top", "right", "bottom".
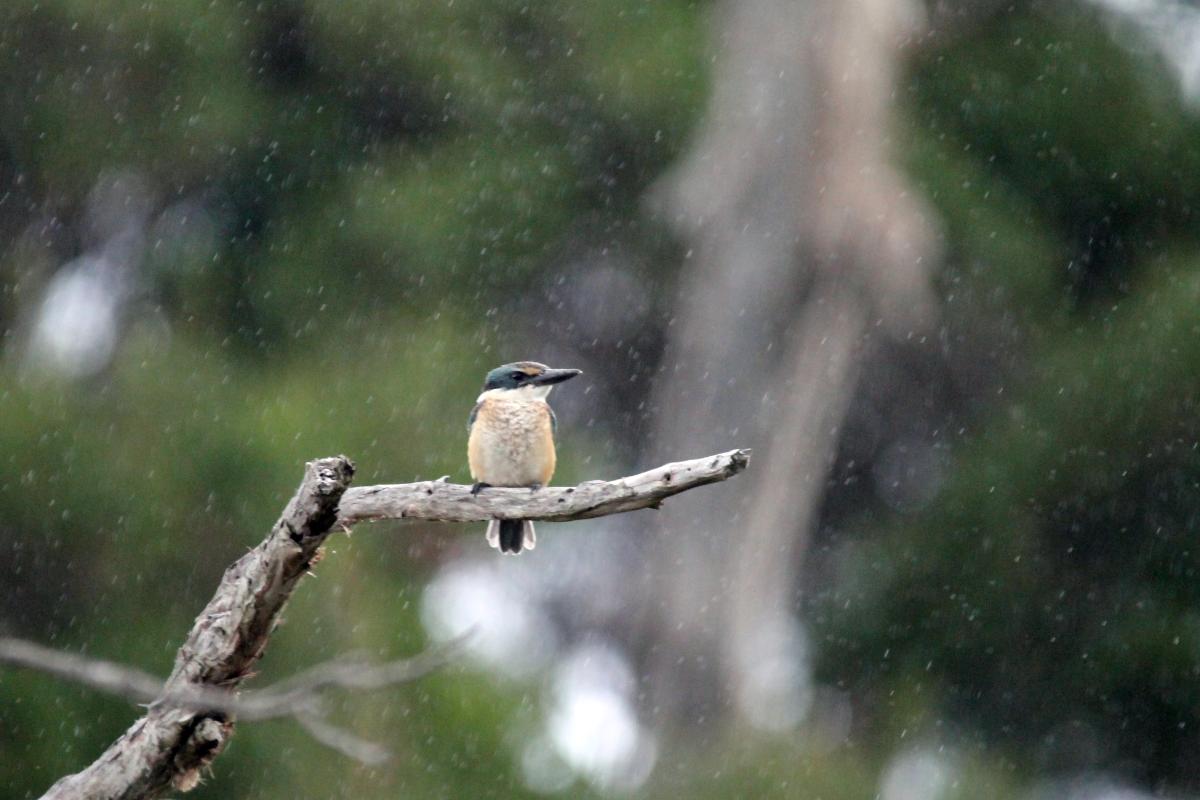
{"left": 816, "top": 3, "right": 1200, "bottom": 792}
{"left": 910, "top": 3, "right": 1200, "bottom": 301}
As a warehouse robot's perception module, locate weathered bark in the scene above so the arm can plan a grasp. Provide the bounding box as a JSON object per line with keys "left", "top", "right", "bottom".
{"left": 338, "top": 449, "right": 750, "bottom": 526}
{"left": 42, "top": 457, "right": 356, "bottom": 800}
{"left": 28, "top": 450, "right": 747, "bottom": 800}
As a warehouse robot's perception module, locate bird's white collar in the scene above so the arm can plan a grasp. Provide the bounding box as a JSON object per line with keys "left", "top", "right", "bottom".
{"left": 477, "top": 385, "right": 552, "bottom": 402}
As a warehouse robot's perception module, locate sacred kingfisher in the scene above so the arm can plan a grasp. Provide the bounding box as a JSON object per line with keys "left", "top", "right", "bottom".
{"left": 468, "top": 361, "right": 582, "bottom": 554}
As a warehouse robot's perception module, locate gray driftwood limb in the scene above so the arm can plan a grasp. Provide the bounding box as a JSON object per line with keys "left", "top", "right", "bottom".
{"left": 41, "top": 457, "right": 355, "bottom": 800}
{"left": 336, "top": 448, "right": 752, "bottom": 526}
{"left": 0, "top": 635, "right": 462, "bottom": 723}
{"left": 20, "top": 449, "right": 748, "bottom": 800}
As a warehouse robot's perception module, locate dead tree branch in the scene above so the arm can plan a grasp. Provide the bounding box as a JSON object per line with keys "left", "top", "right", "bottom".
{"left": 0, "top": 635, "right": 464, "bottom": 722}
{"left": 337, "top": 448, "right": 749, "bottom": 526}
{"left": 0, "top": 637, "right": 165, "bottom": 704}
{"left": 35, "top": 456, "right": 357, "bottom": 800}
{"left": 8, "top": 450, "right": 747, "bottom": 800}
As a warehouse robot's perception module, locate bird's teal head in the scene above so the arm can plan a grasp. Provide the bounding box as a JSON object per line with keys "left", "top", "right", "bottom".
{"left": 482, "top": 361, "right": 582, "bottom": 393}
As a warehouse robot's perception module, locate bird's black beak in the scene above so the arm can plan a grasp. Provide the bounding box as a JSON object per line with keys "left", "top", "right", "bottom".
{"left": 532, "top": 368, "right": 582, "bottom": 386}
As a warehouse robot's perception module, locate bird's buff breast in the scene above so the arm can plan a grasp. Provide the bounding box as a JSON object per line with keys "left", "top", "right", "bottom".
{"left": 469, "top": 395, "right": 556, "bottom": 487}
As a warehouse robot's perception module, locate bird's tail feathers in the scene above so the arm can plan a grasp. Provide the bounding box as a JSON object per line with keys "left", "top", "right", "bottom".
{"left": 486, "top": 519, "right": 535, "bottom": 554}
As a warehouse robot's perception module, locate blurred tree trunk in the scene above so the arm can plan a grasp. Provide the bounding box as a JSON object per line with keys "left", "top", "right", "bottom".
{"left": 639, "top": 0, "right": 939, "bottom": 730}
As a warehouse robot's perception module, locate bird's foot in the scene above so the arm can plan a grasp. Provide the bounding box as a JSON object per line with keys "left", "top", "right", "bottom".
{"left": 471, "top": 482, "right": 491, "bottom": 496}
{"left": 527, "top": 483, "right": 543, "bottom": 493}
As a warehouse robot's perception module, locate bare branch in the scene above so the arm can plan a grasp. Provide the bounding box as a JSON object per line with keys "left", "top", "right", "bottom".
{"left": 253, "top": 635, "right": 468, "bottom": 709}
{"left": 38, "top": 456, "right": 356, "bottom": 800}
{"left": 17, "top": 450, "right": 747, "bottom": 800}
{"left": 296, "top": 713, "right": 391, "bottom": 766}
{"left": 336, "top": 448, "right": 752, "bottom": 526}
{"left": 0, "top": 635, "right": 467, "bottom": 722}
{"left": 0, "top": 638, "right": 165, "bottom": 702}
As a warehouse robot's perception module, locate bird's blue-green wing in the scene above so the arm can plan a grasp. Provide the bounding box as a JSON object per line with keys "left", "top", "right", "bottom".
{"left": 467, "top": 401, "right": 482, "bottom": 433}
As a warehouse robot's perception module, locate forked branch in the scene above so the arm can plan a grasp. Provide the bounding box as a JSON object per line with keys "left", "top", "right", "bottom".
{"left": 4, "top": 450, "right": 748, "bottom": 800}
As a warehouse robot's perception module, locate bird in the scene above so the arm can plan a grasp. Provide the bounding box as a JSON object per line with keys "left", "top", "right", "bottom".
{"left": 467, "top": 361, "right": 581, "bottom": 554}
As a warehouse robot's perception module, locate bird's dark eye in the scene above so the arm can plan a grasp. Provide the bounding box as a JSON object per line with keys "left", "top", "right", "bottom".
{"left": 511, "top": 371, "right": 526, "bottom": 381}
